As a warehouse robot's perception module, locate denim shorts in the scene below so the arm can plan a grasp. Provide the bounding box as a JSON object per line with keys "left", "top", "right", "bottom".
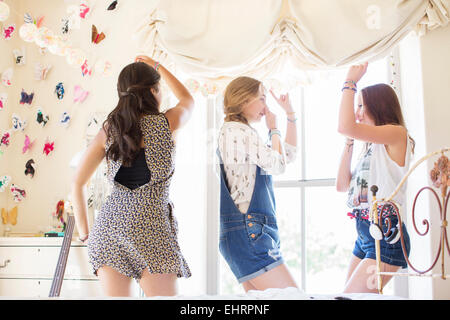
{"left": 353, "top": 214, "right": 411, "bottom": 268}
{"left": 219, "top": 212, "right": 284, "bottom": 283}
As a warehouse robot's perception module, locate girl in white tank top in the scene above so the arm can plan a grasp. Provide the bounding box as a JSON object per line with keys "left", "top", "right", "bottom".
{"left": 336, "top": 62, "right": 414, "bottom": 294}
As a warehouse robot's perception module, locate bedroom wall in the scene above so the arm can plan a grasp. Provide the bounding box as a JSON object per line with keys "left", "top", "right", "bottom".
{"left": 0, "top": 0, "right": 158, "bottom": 234}
{"left": 399, "top": 23, "right": 450, "bottom": 300}
{"left": 418, "top": 23, "right": 450, "bottom": 300}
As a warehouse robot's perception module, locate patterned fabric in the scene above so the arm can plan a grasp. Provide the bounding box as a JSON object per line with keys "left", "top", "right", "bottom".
{"left": 218, "top": 121, "right": 297, "bottom": 214}
{"left": 88, "top": 113, "right": 191, "bottom": 281}
{"left": 346, "top": 144, "right": 373, "bottom": 209}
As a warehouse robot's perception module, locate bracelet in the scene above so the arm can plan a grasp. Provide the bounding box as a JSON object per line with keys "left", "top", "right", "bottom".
{"left": 154, "top": 61, "right": 161, "bottom": 72}
{"left": 342, "top": 86, "right": 357, "bottom": 93}
{"left": 287, "top": 117, "right": 298, "bottom": 123}
{"left": 269, "top": 129, "right": 282, "bottom": 139}
{"left": 344, "top": 80, "right": 357, "bottom": 88}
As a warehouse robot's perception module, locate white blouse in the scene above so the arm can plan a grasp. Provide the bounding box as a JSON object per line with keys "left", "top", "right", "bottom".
{"left": 218, "top": 121, "right": 297, "bottom": 214}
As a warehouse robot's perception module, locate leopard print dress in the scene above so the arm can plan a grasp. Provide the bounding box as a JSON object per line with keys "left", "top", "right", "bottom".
{"left": 87, "top": 114, "right": 191, "bottom": 281}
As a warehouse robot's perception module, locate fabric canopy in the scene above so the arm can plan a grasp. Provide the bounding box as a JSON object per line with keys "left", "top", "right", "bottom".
{"left": 135, "top": 0, "right": 449, "bottom": 90}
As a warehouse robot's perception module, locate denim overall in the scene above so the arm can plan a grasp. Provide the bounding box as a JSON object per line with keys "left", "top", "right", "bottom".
{"left": 217, "top": 150, "right": 284, "bottom": 283}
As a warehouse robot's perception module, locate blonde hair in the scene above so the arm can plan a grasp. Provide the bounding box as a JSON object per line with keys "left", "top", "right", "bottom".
{"left": 223, "top": 76, "right": 262, "bottom": 125}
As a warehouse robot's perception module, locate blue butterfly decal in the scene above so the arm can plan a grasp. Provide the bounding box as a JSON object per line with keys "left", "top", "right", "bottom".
{"left": 20, "top": 90, "right": 34, "bottom": 105}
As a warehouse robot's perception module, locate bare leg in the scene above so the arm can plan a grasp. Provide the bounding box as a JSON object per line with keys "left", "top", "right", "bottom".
{"left": 139, "top": 269, "right": 178, "bottom": 297}
{"left": 97, "top": 265, "right": 133, "bottom": 297}
{"left": 243, "top": 263, "right": 298, "bottom": 292}
{"left": 343, "top": 258, "right": 400, "bottom": 293}
{"left": 345, "top": 254, "right": 362, "bottom": 285}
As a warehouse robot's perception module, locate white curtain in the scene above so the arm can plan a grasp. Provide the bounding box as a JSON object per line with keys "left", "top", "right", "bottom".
{"left": 135, "top": 0, "right": 449, "bottom": 90}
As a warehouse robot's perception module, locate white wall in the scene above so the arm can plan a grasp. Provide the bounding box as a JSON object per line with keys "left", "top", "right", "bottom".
{"left": 419, "top": 23, "right": 450, "bottom": 300}
{"left": 399, "top": 24, "right": 450, "bottom": 299}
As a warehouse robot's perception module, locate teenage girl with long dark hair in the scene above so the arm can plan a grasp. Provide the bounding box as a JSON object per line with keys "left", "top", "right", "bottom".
{"left": 72, "top": 56, "right": 194, "bottom": 297}
{"left": 337, "top": 62, "right": 413, "bottom": 293}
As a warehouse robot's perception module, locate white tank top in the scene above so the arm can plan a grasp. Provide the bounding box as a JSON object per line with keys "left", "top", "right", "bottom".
{"left": 347, "top": 134, "right": 413, "bottom": 209}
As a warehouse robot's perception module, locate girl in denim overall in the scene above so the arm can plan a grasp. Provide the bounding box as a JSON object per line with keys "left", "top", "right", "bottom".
{"left": 337, "top": 63, "right": 413, "bottom": 293}
{"left": 217, "top": 76, "right": 298, "bottom": 292}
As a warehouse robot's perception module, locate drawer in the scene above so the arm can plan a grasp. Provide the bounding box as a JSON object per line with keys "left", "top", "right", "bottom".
{"left": 0, "top": 246, "right": 94, "bottom": 278}
{"left": 0, "top": 278, "right": 103, "bottom": 298}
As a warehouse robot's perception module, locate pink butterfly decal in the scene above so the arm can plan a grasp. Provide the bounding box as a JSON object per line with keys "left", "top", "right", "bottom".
{"left": 81, "top": 60, "right": 93, "bottom": 77}
{"left": 23, "top": 135, "right": 36, "bottom": 154}
{"left": 73, "top": 85, "right": 89, "bottom": 103}
{"left": 43, "top": 140, "right": 54, "bottom": 156}
{"left": 2, "top": 24, "right": 15, "bottom": 40}
{"left": 80, "top": 3, "right": 90, "bottom": 19}
{"left": 1, "top": 131, "right": 11, "bottom": 147}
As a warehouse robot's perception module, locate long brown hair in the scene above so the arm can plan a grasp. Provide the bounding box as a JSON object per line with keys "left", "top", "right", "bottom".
{"left": 103, "top": 62, "right": 161, "bottom": 166}
{"left": 361, "top": 83, "right": 415, "bottom": 153}
{"left": 223, "top": 76, "right": 262, "bottom": 125}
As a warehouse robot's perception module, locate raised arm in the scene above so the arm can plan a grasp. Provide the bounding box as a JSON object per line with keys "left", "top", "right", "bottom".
{"left": 337, "top": 62, "right": 406, "bottom": 146}
{"left": 135, "top": 56, "right": 194, "bottom": 137}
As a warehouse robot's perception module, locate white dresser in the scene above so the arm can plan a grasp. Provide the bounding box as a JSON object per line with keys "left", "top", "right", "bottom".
{"left": 0, "top": 237, "right": 141, "bottom": 298}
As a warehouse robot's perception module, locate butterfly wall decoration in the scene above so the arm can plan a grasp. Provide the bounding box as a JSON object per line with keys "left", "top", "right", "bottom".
{"left": 12, "top": 114, "right": 27, "bottom": 132}
{"left": 20, "top": 90, "right": 34, "bottom": 105}
{"left": 108, "top": 1, "right": 118, "bottom": 10}
{"left": 23, "top": 135, "right": 36, "bottom": 154}
{"left": 2, "top": 68, "right": 13, "bottom": 87}
{"left": 25, "top": 159, "right": 36, "bottom": 178}
{"left": 13, "top": 48, "right": 26, "bottom": 66}
{"left": 10, "top": 184, "right": 26, "bottom": 203}
{"left": 1, "top": 207, "right": 17, "bottom": 225}
{"left": 74, "top": 85, "right": 89, "bottom": 103}
{"left": 60, "top": 112, "right": 71, "bottom": 128}
{"left": 0, "top": 131, "right": 11, "bottom": 147}
{"left": 34, "top": 63, "right": 52, "bottom": 81}
{"left": 55, "top": 82, "right": 65, "bottom": 100}
{"left": 0, "top": 93, "right": 7, "bottom": 110}
{"left": 2, "top": 24, "right": 15, "bottom": 40}
{"left": 0, "top": 175, "right": 11, "bottom": 193}
{"left": 36, "top": 108, "right": 50, "bottom": 127}
{"left": 92, "top": 25, "right": 106, "bottom": 44}
{"left": 43, "top": 139, "right": 55, "bottom": 156}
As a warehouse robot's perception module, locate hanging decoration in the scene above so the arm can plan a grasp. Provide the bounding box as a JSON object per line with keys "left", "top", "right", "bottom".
{"left": 0, "top": 1, "right": 10, "bottom": 22}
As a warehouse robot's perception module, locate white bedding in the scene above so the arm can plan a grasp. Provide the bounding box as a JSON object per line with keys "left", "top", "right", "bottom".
{"left": 149, "top": 287, "right": 406, "bottom": 300}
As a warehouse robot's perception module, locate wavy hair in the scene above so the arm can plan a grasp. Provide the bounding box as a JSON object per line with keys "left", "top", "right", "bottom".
{"left": 223, "top": 76, "right": 262, "bottom": 125}
{"left": 103, "top": 62, "right": 161, "bottom": 166}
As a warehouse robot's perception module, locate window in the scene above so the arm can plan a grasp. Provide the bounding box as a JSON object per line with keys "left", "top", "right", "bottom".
{"left": 217, "top": 56, "right": 397, "bottom": 295}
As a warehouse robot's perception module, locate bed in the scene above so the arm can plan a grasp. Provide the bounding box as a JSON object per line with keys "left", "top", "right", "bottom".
{"left": 370, "top": 147, "right": 450, "bottom": 294}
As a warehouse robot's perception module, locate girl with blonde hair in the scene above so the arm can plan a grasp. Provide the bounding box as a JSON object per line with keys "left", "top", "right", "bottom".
{"left": 217, "top": 76, "right": 298, "bottom": 291}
